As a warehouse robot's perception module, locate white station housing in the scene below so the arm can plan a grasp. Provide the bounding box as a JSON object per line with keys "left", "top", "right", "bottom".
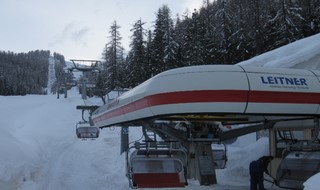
{"left": 92, "top": 65, "right": 320, "bottom": 128}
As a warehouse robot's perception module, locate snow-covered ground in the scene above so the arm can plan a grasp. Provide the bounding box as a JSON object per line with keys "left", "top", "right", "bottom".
{"left": 0, "top": 89, "right": 127, "bottom": 190}
{"left": 1, "top": 33, "right": 320, "bottom": 190}
{"left": 0, "top": 88, "right": 279, "bottom": 190}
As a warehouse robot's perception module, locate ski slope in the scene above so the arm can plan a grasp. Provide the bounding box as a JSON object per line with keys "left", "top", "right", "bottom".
{"left": 0, "top": 88, "right": 281, "bottom": 190}
{"left": 46, "top": 56, "right": 56, "bottom": 94}
{"left": 0, "top": 89, "right": 129, "bottom": 190}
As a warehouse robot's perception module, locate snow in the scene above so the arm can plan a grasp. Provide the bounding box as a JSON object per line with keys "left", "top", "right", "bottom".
{"left": 0, "top": 89, "right": 279, "bottom": 190}
{"left": 238, "top": 33, "right": 320, "bottom": 70}
{"left": 1, "top": 33, "right": 320, "bottom": 189}
{"left": 303, "top": 173, "right": 320, "bottom": 190}
{"left": 46, "top": 56, "right": 56, "bottom": 94}
{"left": 0, "top": 90, "right": 126, "bottom": 190}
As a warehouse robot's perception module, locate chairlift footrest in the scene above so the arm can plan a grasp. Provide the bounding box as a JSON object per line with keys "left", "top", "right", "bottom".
{"left": 76, "top": 105, "right": 99, "bottom": 111}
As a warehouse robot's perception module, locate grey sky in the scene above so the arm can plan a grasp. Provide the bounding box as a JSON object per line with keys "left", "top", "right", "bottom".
{"left": 0, "top": 0, "right": 203, "bottom": 61}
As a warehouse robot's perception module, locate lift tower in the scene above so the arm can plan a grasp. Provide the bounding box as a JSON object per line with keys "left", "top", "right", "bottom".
{"left": 70, "top": 59, "right": 101, "bottom": 100}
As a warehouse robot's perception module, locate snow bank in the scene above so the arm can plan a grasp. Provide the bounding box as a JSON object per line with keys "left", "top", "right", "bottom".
{"left": 303, "top": 173, "right": 320, "bottom": 190}
{"left": 0, "top": 96, "right": 42, "bottom": 189}
{"left": 239, "top": 33, "right": 320, "bottom": 70}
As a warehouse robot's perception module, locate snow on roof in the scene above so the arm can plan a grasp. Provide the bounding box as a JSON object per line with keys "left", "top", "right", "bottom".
{"left": 238, "top": 33, "right": 320, "bottom": 70}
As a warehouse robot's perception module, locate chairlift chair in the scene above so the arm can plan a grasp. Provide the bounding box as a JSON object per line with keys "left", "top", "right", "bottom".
{"left": 276, "top": 151, "right": 320, "bottom": 189}
{"left": 76, "top": 122, "right": 99, "bottom": 139}
{"left": 212, "top": 143, "right": 227, "bottom": 169}
{"left": 128, "top": 148, "right": 187, "bottom": 188}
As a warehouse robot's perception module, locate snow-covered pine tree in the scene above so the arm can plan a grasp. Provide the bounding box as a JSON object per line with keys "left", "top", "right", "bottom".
{"left": 145, "top": 30, "right": 154, "bottom": 77}
{"left": 180, "top": 8, "right": 207, "bottom": 66}
{"left": 215, "top": 0, "right": 235, "bottom": 64}
{"left": 265, "top": 0, "right": 304, "bottom": 49}
{"left": 101, "top": 21, "right": 125, "bottom": 90}
{"left": 295, "top": 0, "right": 319, "bottom": 37}
{"left": 151, "top": 5, "right": 178, "bottom": 75}
{"left": 126, "top": 18, "right": 148, "bottom": 87}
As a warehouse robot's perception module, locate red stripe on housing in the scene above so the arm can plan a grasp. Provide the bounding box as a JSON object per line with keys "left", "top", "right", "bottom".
{"left": 147, "top": 90, "right": 248, "bottom": 106}
{"left": 249, "top": 91, "right": 320, "bottom": 104}
{"left": 93, "top": 90, "right": 320, "bottom": 124}
{"left": 94, "top": 90, "right": 248, "bottom": 123}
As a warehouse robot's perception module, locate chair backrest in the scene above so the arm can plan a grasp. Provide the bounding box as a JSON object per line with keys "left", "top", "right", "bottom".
{"left": 276, "top": 151, "right": 320, "bottom": 189}
{"left": 76, "top": 126, "right": 99, "bottom": 138}
{"left": 129, "top": 149, "right": 187, "bottom": 188}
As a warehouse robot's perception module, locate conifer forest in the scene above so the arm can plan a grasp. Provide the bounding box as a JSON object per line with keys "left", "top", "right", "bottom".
{"left": 1, "top": 0, "right": 319, "bottom": 95}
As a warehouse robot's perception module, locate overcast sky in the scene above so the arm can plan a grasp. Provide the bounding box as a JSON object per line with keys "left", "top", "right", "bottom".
{"left": 0, "top": 0, "right": 204, "bottom": 61}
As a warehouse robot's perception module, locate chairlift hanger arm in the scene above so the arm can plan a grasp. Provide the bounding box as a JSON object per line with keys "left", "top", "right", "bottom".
{"left": 70, "top": 59, "right": 101, "bottom": 72}
{"left": 70, "top": 59, "right": 101, "bottom": 65}
{"left": 76, "top": 105, "right": 99, "bottom": 113}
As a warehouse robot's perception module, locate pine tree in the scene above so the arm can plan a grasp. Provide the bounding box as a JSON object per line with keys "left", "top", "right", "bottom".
{"left": 126, "top": 18, "right": 148, "bottom": 87}
{"left": 151, "top": 5, "right": 178, "bottom": 74}
{"left": 180, "top": 9, "right": 207, "bottom": 66}
{"left": 268, "top": 0, "right": 305, "bottom": 49}
{"left": 215, "top": 0, "right": 235, "bottom": 63}
{"left": 145, "top": 30, "right": 154, "bottom": 77}
{"left": 173, "top": 14, "right": 186, "bottom": 68}
{"left": 101, "top": 21, "right": 125, "bottom": 90}
{"left": 296, "top": 0, "right": 320, "bottom": 36}
{"left": 198, "top": 0, "right": 219, "bottom": 64}
{"left": 231, "top": 0, "right": 254, "bottom": 62}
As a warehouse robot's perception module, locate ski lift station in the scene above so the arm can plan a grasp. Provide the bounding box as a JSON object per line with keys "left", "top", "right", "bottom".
{"left": 77, "top": 64, "right": 320, "bottom": 189}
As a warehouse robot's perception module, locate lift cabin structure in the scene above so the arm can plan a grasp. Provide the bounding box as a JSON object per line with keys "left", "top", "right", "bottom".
{"left": 91, "top": 65, "right": 320, "bottom": 189}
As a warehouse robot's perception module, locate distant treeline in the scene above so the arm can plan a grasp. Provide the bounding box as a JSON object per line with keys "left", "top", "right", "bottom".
{"left": 98, "top": 0, "right": 320, "bottom": 91}
{"left": 0, "top": 51, "right": 66, "bottom": 95}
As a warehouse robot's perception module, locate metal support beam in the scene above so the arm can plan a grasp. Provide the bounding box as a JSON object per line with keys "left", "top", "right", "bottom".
{"left": 151, "top": 122, "right": 189, "bottom": 142}
{"left": 313, "top": 117, "right": 320, "bottom": 141}
{"left": 219, "top": 122, "right": 275, "bottom": 141}
{"left": 187, "top": 142, "right": 217, "bottom": 185}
